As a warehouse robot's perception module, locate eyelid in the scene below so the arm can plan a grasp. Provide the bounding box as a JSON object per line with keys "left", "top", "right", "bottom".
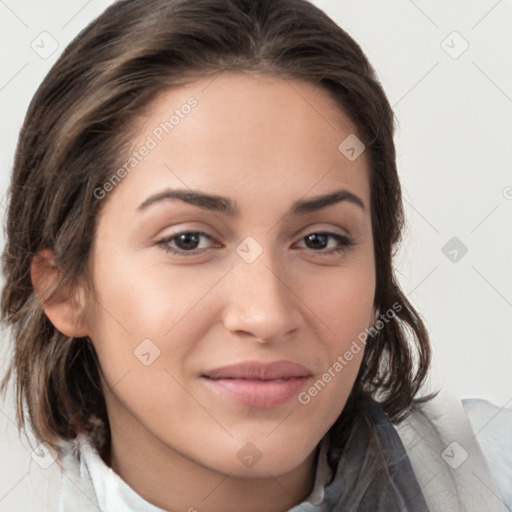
{"left": 156, "top": 224, "right": 218, "bottom": 242}
{"left": 291, "top": 222, "right": 351, "bottom": 240}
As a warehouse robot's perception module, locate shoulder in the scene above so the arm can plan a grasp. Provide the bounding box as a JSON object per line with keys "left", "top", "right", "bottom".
{"left": 395, "top": 390, "right": 511, "bottom": 511}
{"left": 461, "top": 397, "right": 512, "bottom": 507}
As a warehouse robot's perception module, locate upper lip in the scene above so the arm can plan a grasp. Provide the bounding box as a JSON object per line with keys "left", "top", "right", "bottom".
{"left": 202, "top": 360, "right": 312, "bottom": 380}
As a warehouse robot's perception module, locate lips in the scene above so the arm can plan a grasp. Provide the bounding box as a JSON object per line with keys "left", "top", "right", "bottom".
{"left": 202, "top": 360, "right": 312, "bottom": 380}
{"left": 201, "top": 360, "right": 312, "bottom": 408}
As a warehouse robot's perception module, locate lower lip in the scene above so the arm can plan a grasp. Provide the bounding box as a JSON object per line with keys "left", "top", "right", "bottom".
{"left": 201, "top": 376, "right": 310, "bottom": 408}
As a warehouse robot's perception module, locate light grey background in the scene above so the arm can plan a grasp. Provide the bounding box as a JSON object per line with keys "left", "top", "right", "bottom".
{"left": 1, "top": 0, "right": 511, "bottom": 508}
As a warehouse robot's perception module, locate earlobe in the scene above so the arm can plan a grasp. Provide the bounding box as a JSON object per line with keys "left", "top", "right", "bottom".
{"left": 31, "top": 249, "right": 90, "bottom": 338}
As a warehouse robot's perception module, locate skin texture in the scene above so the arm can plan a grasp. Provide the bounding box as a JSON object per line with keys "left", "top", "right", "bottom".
{"left": 33, "top": 72, "right": 376, "bottom": 512}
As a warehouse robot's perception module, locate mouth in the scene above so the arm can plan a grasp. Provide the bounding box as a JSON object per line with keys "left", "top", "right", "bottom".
{"left": 201, "top": 360, "right": 312, "bottom": 408}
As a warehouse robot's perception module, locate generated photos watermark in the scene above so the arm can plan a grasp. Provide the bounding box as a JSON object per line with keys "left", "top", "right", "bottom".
{"left": 93, "top": 96, "right": 198, "bottom": 200}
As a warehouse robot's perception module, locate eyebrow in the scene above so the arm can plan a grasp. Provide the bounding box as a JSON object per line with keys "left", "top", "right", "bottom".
{"left": 137, "top": 187, "right": 365, "bottom": 215}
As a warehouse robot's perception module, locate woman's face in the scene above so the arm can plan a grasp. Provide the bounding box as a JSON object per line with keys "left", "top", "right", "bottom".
{"left": 86, "top": 72, "right": 375, "bottom": 478}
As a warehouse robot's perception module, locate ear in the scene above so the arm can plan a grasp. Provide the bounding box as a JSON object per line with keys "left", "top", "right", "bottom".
{"left": 31, "top": 249, "right": 90, "bottom": 338}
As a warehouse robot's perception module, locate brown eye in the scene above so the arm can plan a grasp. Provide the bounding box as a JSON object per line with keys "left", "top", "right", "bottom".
{"left": 298, "top": 232, "right": 354, "bottom": 254}
{"left": 157, "top": 231, "right": 216, "bottom": 255}
{"left": 172, "top": 232, "right": 202, "bottom": 251}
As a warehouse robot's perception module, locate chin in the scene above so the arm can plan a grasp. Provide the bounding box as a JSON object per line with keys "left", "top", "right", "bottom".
{"left": 204, "top": 433, "right": 317, "bottom": 479}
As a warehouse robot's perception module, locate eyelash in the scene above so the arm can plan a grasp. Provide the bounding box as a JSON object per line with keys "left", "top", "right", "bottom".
{"left": 156, "top": 230, "right": 355, "bottom": 257}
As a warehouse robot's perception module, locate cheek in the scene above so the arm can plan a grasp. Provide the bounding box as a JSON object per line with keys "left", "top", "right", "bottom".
{"left": 303, "top": 259, "right": 375, "bottom": 345}
{"left": 323, "top": 279, "right": 374, "bottom": 333}
{"left": 85, "top": 254, "right": 217, "bottom": 432}
{"left": 85, "top": 249, "right": 249, "bottom": 440}
{"left": 297, "top": 261, "right": 375, "bottom": 406}
{"left": 89, "top": 246, "right": 224, "bottom": 338}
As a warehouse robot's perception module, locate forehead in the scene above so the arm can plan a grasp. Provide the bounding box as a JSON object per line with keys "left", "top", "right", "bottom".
{"left": 104, "top": 71, "right": 370, "bottom": 214}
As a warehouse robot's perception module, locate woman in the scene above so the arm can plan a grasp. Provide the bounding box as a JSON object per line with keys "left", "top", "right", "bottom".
{"left": 1, "top": 0, "right": 510, "bottom": 510}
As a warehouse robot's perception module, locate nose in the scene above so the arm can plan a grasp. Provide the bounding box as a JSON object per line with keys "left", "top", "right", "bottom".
{"left": 221, "top": 250, "right": 303, "bottom": 344}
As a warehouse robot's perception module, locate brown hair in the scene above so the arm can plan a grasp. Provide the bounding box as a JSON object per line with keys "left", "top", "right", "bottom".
{"left": 1, "top": 0, "right": 431, "bottom": 452}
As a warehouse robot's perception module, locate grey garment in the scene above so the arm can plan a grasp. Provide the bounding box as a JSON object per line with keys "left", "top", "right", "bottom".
{"left": 289, "top": 398, "right": 429, "bottom": 512}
